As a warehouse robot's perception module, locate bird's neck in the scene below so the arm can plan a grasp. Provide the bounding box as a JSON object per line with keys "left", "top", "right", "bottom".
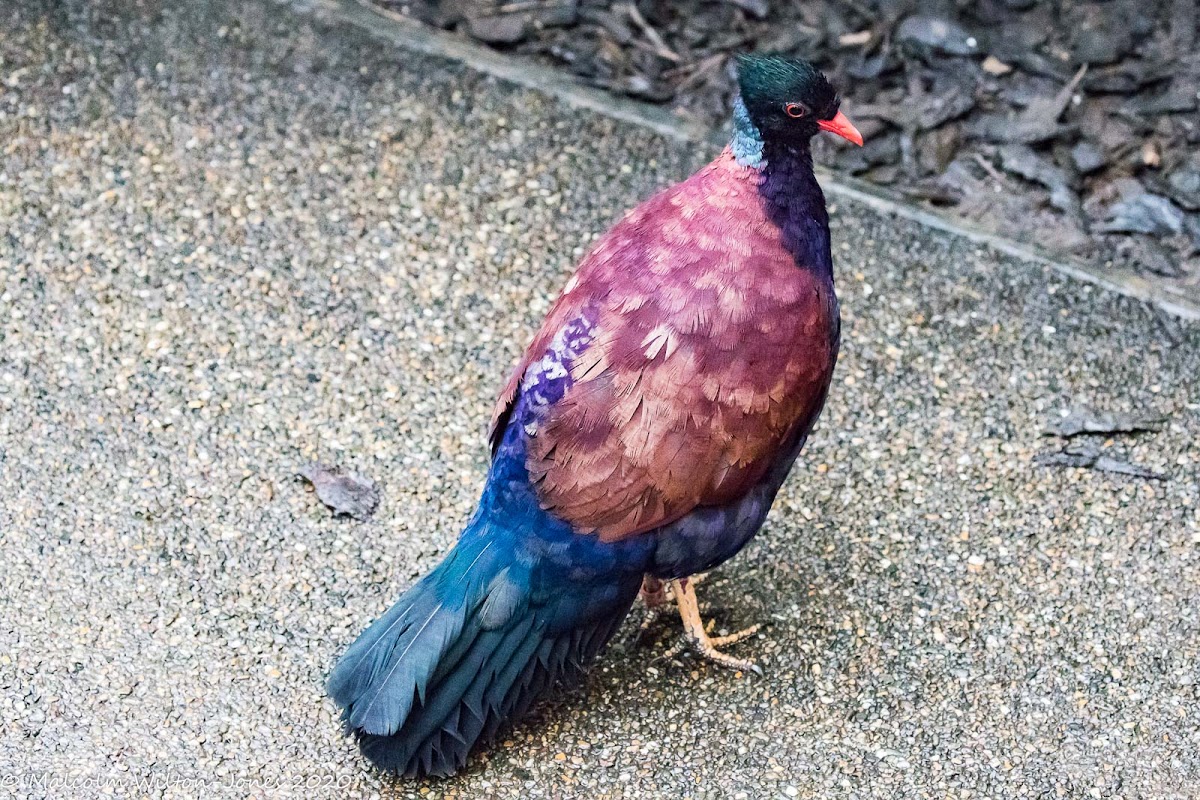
{"left": 731, "top": 97, "right": 767, "bottom": 169}
{"left": 760, "top": 151, "right": 833, "bottom": 279}
{"left": 731, "top": 100, "right": 833, "bottom": 279}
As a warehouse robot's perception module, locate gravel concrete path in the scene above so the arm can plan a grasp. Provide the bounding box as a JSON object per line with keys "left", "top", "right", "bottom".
{"left": 1, "top": 1, "right": 1197, "bottom": 798}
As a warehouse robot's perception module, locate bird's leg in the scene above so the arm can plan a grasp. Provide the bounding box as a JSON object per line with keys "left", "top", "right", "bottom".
{"left": 668, "top": 577, "right": 763, "bottom": 675}
{"left": 637, "top": 575, "right": 669, "bottom": 638}
{"left": 640, "top": 575, "right": 668, "bottom": 607}
{"left": 637, "top": 573, "right": 712, "bottom": 630}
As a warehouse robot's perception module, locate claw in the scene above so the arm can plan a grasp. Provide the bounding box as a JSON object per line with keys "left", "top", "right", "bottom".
{"left": 668, "top": 577, "right": 763, "bottom": 675}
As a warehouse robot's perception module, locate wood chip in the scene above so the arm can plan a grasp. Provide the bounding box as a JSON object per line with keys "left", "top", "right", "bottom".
{"left": 981, "top": 55, "right": 1012, "bottom": 76}
{"left": 1142, "top": 141, "right": 1161, "bottom": 168}
{"left": 838, "top": 30, "right": 873, "bottom": 47}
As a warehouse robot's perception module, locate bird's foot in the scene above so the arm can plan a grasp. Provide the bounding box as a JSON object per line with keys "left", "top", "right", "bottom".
{"left": 661, "top": 576, "right": 763, "bottom": 676}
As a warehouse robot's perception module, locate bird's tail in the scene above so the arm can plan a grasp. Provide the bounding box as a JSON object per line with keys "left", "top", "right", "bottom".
{"left": 327, "top": 526, "right": 640, "bottom": 777}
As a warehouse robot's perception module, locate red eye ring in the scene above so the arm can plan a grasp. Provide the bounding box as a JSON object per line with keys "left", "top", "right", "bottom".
{"left": 785, "top": 102, "right": 809, "bottom": 118}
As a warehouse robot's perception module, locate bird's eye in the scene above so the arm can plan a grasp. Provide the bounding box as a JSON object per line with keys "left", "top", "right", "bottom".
{"left": 784, "top": 102, "right": 809, "bottom": 119}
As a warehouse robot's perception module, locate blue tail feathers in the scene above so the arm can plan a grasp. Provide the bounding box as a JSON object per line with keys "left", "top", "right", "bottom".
{"left": 327, "top": 525, "right": 643, "bottom": 776}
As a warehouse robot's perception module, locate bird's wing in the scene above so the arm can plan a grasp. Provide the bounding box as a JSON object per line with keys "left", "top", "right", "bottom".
{"left": 489, "top": 155, "right": 837, "bottom": 542}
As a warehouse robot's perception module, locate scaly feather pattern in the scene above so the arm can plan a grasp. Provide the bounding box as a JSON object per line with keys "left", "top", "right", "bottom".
{"left": 490, "top": 148, "right": 840, "bottom": 542}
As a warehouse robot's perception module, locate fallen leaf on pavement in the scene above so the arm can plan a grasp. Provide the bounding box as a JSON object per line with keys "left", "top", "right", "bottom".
{"left": 1043, "top": 410, "right": 1167, "bottom": 438}
{"left": 297, "top": 463, "right": 381, "bottom": 520}
{"left": 1034, "top": 443, "right": 1165, "bottom": 480}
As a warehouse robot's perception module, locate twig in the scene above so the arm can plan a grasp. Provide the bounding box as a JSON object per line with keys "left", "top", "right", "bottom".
{"left": 362, "top": 0, "right": 411, "bottom": 24}
{"left": 495, "top": 0, "right": 573, "bottom": 14}
{"left": 972, "top": 152, "right": 1009, "bottom": 187}
{"left": 667, "top": 52, "right": 726, "bottom": 92}
{"left": 1047, "top": 63, "right": 1088, "bottom": 121}
{"left": 1057, "top": 64, "right": 1089, "bottom": 106}
{"left": 620, "top": 3, "right": 681, "bottom": 62}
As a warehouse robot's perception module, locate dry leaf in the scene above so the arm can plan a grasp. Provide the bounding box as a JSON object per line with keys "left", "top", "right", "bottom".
{"left": 297, "top": 463, "right": 381, "bottom": 521}
{"left": 1034, "top": 444, "right": 1166, "bottom": 480}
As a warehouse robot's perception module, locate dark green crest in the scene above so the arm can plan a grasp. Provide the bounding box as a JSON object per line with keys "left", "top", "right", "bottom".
{"left": 734, "top": 54, "right": 840, "bottom": 145}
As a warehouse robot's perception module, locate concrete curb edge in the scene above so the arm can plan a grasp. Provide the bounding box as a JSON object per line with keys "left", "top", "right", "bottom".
{"left": 297, "top": 0, "right": 1200, "bottom": 322}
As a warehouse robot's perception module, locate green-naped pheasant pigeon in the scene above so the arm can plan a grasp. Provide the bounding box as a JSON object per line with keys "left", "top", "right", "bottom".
{"left": 328, "top": 54, "right": 862, "bottom": 777}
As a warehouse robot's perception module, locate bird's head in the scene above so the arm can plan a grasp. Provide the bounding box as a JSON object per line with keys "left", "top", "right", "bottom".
{"left": 734, "top": 54, "right": 862, "bottom": 150}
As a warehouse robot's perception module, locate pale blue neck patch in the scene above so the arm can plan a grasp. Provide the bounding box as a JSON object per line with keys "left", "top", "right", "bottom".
{"left": 731, "top": 96, "right": 766, "bottom": 169}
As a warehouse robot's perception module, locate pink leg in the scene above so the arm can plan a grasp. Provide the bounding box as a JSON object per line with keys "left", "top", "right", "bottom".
{"left": 655, "top": 577, "right": 763, "bottom": 676}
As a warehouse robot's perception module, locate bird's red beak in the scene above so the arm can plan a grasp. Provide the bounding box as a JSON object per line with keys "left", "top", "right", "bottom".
{"left": 817, "top": 110, "right": 864, "bottom": 146}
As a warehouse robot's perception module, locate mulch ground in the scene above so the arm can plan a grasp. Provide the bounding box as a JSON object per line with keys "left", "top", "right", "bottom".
{"left": 373, "top": 0, "right": 1200, "bottom": 292}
